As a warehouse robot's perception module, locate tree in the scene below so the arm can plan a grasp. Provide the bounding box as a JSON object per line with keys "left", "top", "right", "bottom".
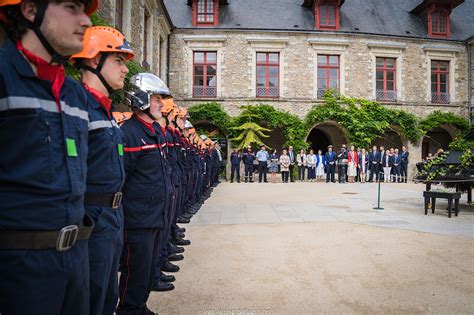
{"left": 230, "top": 122, "right": 272, "bottom": 150}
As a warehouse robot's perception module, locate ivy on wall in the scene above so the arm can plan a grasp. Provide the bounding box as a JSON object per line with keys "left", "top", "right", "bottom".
{"left": 187, "top": 102, "right": 233, "bottom": 135}
{"left": 419, "top": 111, "right": 469, "bottom": 134}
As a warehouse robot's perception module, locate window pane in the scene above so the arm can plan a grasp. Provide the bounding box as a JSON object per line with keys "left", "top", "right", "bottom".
{"left": 194, "top": 76, "right": 204, "bottom": 86}
{"left": 257, "top": 53, "right": 266, "bottom": 63}
{"left": 206, "top": 0, "right": 213, "bottom": 12}
{"left": 327, "top": 5, "right": 335, "bottom": 26}
{"left": 439, "top": 61, "right": 449, "bottom": 71}
{"left": 194, "top": 52, "right": 204, "bottom": 63}
{"left": 329, "top": 68, "right": 338, "bottom": 79}
{"left": 431, "top": 83, "right": 437, "bottom": 92}
{"left": 386, "top": 81, "right": 394, "bottom": 91}
{"left": 320, "top": 5, "right": 328, "bottom": 25}
{"left": 194, "top": 66, "right": 203, "bottom": 76}
{"left": 376, "top": 71, "right": 384, "bottom": 81}
{"left": 431, "top": 74, "right": 437, "bottom": 83}
{"left": 206, "top": 13, "right": 214, "bottom": 22}
{"left": 329, "top": 79, "right": 338, "bottom": 89}
{"left": 207, "top": 76, "right": 216, "bottom": 87}
{"left": 440, "top": 74, "right": 447, "bottom": 84}
{"left": 206, "top": 52, "right": 217, "bottom": 63}
{"left": 376, "top": 81, "right": 384, "bottom": 90}
{"left": 376, "top": 58, "right": 384, "bottom": 67}
{"left": 386, "top": 58, "right": 395, "bottom": 68}
{"left": 431, "top": 62, "right": 439, "bottom": 70}
{"left": 268, "top": 76, "right": 278, "bottom": 87}
{"left": 318, "top": 55, "right": 328, "bottom": 66}
{"left": 207, "top": 65, "right": 216, "bottom": 76}
{"left": 256, "top": 77, "right": 266, "bottom": 86}
{"left": 317, "top": 68, "right": 327, "bottom": 79}
{"left": 269, "top": 66, "right": 278, "bottom": 77}
{"left": 440, "top": 84, "right": 447, "bottom": 93}
{"left": 386, "top": 71, "right": 394, "bottom": 81}
{"left": 318, "top": 79, "right": 328, "bottom": 89}
{"left": 329, "top": 56, "right": 339, "bottom": 66}
{"left": 268, "top": 53, "right": 279, "bottom": 64}
{"left": 256, "top": 66, "right": 266, "bottom": 77}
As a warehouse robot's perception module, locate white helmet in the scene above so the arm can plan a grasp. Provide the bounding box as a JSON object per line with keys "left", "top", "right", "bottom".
{"left": 184, "top": 120, "right": 193, "bottom": 129}
{"left": 200, "top": 135, "right": 208, "bottom": 140}
{"left": 126, "top": 73, "right": 171, "bottom": 112}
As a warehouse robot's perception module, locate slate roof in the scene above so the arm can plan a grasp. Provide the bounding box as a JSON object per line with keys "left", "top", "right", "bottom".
{"left": 163, "top": 0, "right": 474, "bottom": 41}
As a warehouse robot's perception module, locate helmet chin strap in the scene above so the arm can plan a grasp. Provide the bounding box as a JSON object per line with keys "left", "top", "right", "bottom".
{"left": 77, "top": 53, "right": 114, "bottom": 95}
{"left": 28, "top": 2, "right": 70, "bottom": 64}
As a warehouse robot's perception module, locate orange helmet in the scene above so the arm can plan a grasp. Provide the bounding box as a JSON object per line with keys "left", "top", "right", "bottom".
{"left": 177, "top": 106, "right": 188, "bottom": 119}
{"left": 161, "top": 98, "right": 178, "bottom": 114}
{"left": 71, "top": 26, "right": 134, "bottom": 61}
{"left": 0, "top": 0, "right": 99, "bottom": 16}
{"left": 112, "top": 111, "right": 133, "bottom": 125}
{"left": 189, "top": 127, "right": 196, "bottom": 135}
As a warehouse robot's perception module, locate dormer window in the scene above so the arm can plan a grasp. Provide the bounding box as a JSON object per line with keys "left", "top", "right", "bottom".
{"left": 429, "top": 7, "right": 450, "bottom": 38}
{"left": 192, "top": 0, "right": 219, "bottom": 27}
{"left": 314, "top": 0, "right": 342, "bottom": 31}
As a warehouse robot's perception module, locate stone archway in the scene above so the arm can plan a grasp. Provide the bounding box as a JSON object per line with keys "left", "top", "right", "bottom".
{"left": 421, "top": 125, "right": 456, "bottom": 159}
{"left": 372, "top": 128, "right": 405, "bottom": 151}
{"left": 306, "top": 121, "right": 348, "bottom": 153}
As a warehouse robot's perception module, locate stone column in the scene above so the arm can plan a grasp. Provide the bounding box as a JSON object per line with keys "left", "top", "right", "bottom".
{"left": 407, "top": 139, "right": 423, "bottom": 181}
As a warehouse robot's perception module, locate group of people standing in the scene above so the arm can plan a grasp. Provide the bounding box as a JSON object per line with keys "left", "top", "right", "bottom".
{"left": 0, "top": 2, "right": 221, "bottom": 315}
{"left": 230, "top": 144, "right": 409, "bottom": 184}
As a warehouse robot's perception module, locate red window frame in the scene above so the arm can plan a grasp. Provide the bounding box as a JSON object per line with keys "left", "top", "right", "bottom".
{"left": 192, "top": 0, "right": 219, "bottom": 27}
{"left": 428, "top": 6, "right": 451, "bottom": 38}
{"left": 115, "top": 0, "right": 123, "bottom": 31}
{"left": 256, "top": 52, "right": 280, "bottom": 98}
{"left": 375, "top": 57, "right": 397, "bottom": 102}
{"left": 431, "top": 60, "right": 450, "bottom": 104}
{"left": 315, "top": 0, "right": 340, "bottom": 30}
{"left": 317, "top": 55, "right": 339, "bottom": 98}
{"left": 193, "top": 51, "right": 217, "bottom": 98}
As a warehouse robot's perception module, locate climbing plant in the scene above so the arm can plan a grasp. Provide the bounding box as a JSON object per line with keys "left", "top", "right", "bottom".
{"left": 419, "top": 111, "right": 469, "bottom": 134}
{"left": 231, "top": 104, "right": 308, "bottom": 149}
{"left": 304, "top": 92, "right": 422, "bottom": 148}
{"left": 230, "top": 122, "right": 272, "bottom": 150}
{"left": 187, "top": 102, "right": 233, "bottom": 135}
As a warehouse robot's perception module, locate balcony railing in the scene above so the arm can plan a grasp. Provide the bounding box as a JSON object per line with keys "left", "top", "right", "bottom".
{"left": 317, "top": 88, "right": 339, "bottom": 99}
{"left": 193, "top": 86, "right": 216, "bottom": 98}
{"left": 256, "top": 87, "right": 279, "bottom": 98}
{"left": 376, "top": 90, "right": 397, "bottom": 102}
{"left": 431, "top": 92, "right": 450, "bottom": 104}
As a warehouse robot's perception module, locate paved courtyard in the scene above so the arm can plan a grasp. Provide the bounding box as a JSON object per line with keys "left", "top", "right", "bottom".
{"left": 150, "top": 182, "right": 474, "bottom": 314}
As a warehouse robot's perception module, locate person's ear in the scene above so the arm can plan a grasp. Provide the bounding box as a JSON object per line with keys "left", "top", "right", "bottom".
{"left": 21, "top": 1, "right": 37, "bottom": 24}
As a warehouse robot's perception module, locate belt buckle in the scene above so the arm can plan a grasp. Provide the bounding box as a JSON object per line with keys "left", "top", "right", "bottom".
{"left": 56, "top": 225, "right": 79, "bottom": 252}
{"left": 112, "top": 192, "right": 123, "bottom": 209}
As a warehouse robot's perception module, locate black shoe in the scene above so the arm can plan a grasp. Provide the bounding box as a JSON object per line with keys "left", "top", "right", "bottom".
{"left": 169, "top": 243, "right": 185, "bottom": 253}
{"left": 237, "top": 180, "right": 240, "bottom": 183}
{"left": 176, "top": 227, "right": 186, "bottom": 233}
{"left": 168, "top": 253, "right": 184, "bottom": 261}
{"left": 162, "top": 261, "right": 180, "bottom": 273}
{"left": 160, "top": 272, "right": 176, "bottom": 283}
{"left": 173, "top": 238, "right": 191, "bottom": 246}
{"left": 176, "top": 217, "right": 190, "bottom": 224}
{"left": 142, "top": 306, "right": 158, "bottom": 315}
{"left": 173, "top": 232, "right": 186, "bottom": 239}
{"left": 151, "top": 281, "right": 175, "bottom": 292}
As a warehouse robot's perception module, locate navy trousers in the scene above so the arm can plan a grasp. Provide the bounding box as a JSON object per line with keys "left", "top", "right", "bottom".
{"left": 117, "top": 228, "right": 162, "bottom": 315}
{"left": 87, "top": 206, "right": 123, "bottom": 315}
{"left": 0, "top": 240, "right": 89, "bottom": 315}
{"left": 156, "top": 188, "right": 177, "bottom": 283}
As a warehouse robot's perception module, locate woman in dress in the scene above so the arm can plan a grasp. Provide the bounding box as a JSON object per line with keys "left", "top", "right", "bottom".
{"left": 279, "top": 149, "right": 291, "bottom": 183}
{"left": 296, "top": 149, "right": 307, "bottom": 181}
{"left": 358, "top": 148, "right": 368, "bottom": 183}
{"left": 306, "top": 149, "right": 317, "bottom": 182}
{"left": 347, "top": 145, "right": 358, "bottom": 183}
{"left": 316, "top": 149, "right": 325, "bottom": 181}
{"left": 268, "top": 149, "right": 279, "bottom": 183}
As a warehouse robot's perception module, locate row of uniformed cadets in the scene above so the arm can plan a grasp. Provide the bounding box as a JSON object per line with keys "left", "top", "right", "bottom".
{"left": 0, "top": 1, "right": 218, "bottom": 314}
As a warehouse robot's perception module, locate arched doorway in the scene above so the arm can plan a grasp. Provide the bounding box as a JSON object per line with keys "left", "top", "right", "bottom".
{"left": 264, "top": 126, "right": 285, "bottom": 152}
{"left": 372, "top": 129, "right": 404, "bottom": 151}
{"left": 193, "top": 121, "right": 228, "bottom": 160}
{"left": 307, "top": 121, "right": 348, "bottom": 153}
{"left": 422, "top": 126, "right": 454, "bottom": 159}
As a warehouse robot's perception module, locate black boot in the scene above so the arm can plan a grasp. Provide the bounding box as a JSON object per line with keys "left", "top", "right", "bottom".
{"left": 162, "top": 260, "right": 180, "bottom": 273}
{"left": 151, "top": 281, "right": 175, "bottom": 292}
{"left": 173, "top": 237, "right": 191, "bottom": 246}
{"left": 168, "top": 253, "right": 184, "bottom": 261}
{"left": 160, "top": 272, "right": 176, "bottom": 283}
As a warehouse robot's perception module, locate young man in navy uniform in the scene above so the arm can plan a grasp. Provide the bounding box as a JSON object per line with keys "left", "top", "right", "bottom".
{"left": 71, "top": 26, "right": 134, "bottom": 315}
{"left": 117, "top": 73, "right": 170, "bottom": 315}
{"left": 243, "top": 145, "right": 256, "bottom": 183}
{"left": 0, "top": 1, "right": 98, "bottom": 314}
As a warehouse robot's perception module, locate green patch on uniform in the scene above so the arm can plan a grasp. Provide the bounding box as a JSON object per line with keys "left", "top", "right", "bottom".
{"left": 66, "top": 138, "right": 78, "bottom": 157}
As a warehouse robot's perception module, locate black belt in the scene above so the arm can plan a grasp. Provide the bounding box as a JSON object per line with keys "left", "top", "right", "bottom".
{"left": 0, "top": 214, "right": 94, "bottom": 252}
{"left": 84, "top": 192, "right": 122, "bottom": 209}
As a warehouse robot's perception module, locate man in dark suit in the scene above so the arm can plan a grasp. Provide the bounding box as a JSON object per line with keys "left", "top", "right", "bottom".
{"left": 325, "top": 145, "right": 337, "bottom": 183}
{"left": 288, "top": 146, "right": 295, "bottom": 182}
{"left": 368, "top": 145, "right": 380, "bottom": 182}
{"left": 400, "top": 146, "right": 409, "bottom": 183}
{"left": 337, "top": 146, "right": 348, "bottom": 183}
{"left": 391, "top": 148, "right": 402, "bottom": 183}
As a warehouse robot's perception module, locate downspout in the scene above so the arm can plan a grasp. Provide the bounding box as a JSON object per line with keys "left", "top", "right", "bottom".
{"left": 167, "top": 33, "right": 171, "bottom": 85}
{"left": 468, "top": 39, "right": 472, "bottom": 127}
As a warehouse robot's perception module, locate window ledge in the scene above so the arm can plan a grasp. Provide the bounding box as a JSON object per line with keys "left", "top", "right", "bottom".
{"left": 422, "top": 45, "right": 461, "bottom": 54}
{"left": 183, "top": 35, "right": 226, "bottom": 43}
{"left": 367, "top": 41, "right": 407, "bottom": 50}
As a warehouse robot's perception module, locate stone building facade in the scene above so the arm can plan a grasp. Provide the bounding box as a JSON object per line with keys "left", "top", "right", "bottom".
{"left": 97, "top": 0, "right": 173, "bottom": 83}
{"left": 163, "top": 0, "right": 473, "bottom": 176}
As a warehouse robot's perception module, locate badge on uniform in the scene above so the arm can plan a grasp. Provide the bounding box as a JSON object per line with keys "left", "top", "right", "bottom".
{"left": 66, "top": 138, "right": 78, "bottom": 157}
{"left": 118, "top": 144, "right": 124, "bottom": 156}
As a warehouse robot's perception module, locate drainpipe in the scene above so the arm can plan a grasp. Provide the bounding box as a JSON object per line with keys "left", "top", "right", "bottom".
{"left": 166, "top": 33, "right": 171, "bottom": 86}
{"left": 468, "top": 39, "right": 472, "bottom": 127}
